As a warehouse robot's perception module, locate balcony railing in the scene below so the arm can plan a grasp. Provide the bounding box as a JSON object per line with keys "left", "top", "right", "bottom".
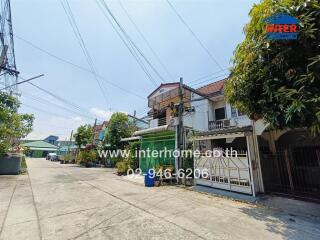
{"left": 208, "top": 119, "right": 226, "bottom": 130}
{"left": 149, "top": 117, "right": 167, "bottom": 128}
{"left": 158, "top": 117, "right": 167, "bottom": 126}
{"left": 208, "top": 116, "right": 252, "bottom": 131}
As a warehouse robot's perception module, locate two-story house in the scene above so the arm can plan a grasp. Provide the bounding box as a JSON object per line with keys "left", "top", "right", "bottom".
{"left": 131, "top": 81, "right": 217, "bottom": 172}
{"left": 192, "top": 79, "right": 265, "bottom": 196}
{"left": 131, "top": 79, "right": 320, "bottom": 200}
{"left": 132, "top": 79, "right": 266, "bottom": 197}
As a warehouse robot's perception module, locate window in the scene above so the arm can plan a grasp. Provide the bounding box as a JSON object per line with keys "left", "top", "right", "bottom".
{"left": 231, "top": 106, "right": 245, "bottom": 117}
{"left": 215, "top": 107, "right": 225, "bottom": 120}
{"left": 231, "top": 106, "right": 238, "bottom": 118}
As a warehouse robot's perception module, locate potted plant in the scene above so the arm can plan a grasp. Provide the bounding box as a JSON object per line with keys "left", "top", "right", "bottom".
{"left": 116, "top": 161, "right": 128, "bottom": 175}
{"left": 0, "top": 92, "right": 34, "bottom": 174}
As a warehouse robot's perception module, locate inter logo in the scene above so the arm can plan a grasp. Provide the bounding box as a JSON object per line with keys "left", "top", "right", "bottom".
{"left": 264, "top": 13, "right": 299, "bottom": 40}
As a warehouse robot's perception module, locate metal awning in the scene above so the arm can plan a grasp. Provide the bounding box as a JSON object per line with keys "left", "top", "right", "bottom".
{"left": 133, "top": 125, "right": 174, "bottom": 136}
{"left": 120, "top": 136, "right": 141, "bottom": 142}
{"left": 193, "top": 132, "right": 248, "bottom": 141}
{"left": 28, "top": 148, "right": 57, "bottom": 151}
{"left": 193, "top": 126, "right": 252, "bottom": 141}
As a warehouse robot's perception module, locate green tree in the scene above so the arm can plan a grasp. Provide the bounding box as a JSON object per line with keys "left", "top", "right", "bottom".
{"left": 0, "top": 92, "right": 34, "bottom": 156}
{"left": 225, "top": 0, "right": 320, "bottom": 133}
{"left": 73, "top": 124, "right": 94, "bottom": 149}
{"left": 105, "top": 112, "right": 133, "bottom": 149}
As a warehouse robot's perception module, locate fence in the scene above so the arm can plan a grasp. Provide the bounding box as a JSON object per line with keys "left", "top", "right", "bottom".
{"left": 260, "top": 146, "right": 320, "bottom": 201}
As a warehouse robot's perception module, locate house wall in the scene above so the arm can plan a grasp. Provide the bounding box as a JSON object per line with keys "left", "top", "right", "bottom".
{"left": 207, "top": 99, "right": 253, "bottom": 129}
{"left": 183, "top": 92, "right": 209, "bottom": 131}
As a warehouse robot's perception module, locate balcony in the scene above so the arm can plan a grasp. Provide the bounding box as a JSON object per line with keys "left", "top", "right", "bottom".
{"left": 209, "top": 119, "right": 228, "bottom": 130}
{"left": 208, "top": 116, "right": 252, "bottom": 131}
{"left": 149, "top": 117, "right": 167, "bottom": 128}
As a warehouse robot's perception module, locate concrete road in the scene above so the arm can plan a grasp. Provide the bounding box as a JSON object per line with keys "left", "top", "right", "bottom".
{"left": 0, "top": 158, "right": 319, "bottom": 240}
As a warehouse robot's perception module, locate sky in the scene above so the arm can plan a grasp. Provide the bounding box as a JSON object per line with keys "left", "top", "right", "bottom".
{"left": 11, "top": 0, "right": 258, "bottom": 140}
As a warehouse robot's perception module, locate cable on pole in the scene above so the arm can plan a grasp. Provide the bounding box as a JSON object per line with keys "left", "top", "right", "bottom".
{"left": 13, "top": 34, "right": 145, "bottom": 100}
{"left": 21, "top": 90, "right": 97, "bottom": 121}
{"left": 96, "top": 0, "right": 165, "bottom": 85}
{"left": 0, "top": 74, "right": 44, "bottom": 91}
{"left": 118, "top": 0, "right": 173, "bottom": 81}
{"left": 27, "top": 81, "right": 90, "bottom": 114}
{"left": 166, "top": 0, "right": 227, "bottom": 74}
{"left": 60, "top": 0, "right": 109, "bottom": 106}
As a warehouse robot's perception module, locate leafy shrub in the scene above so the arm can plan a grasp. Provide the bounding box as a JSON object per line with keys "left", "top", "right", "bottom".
{"left": 76, "top": 150, "right": 97, "bottom": 165}
{"left": 125, "top": 141, "right": 140, "bottom": 169}
{"left": 116, "top": 161, "right": 128, "bottom": 175}
{"left": 0, "top": 92, "right": 34, "bottom": 156}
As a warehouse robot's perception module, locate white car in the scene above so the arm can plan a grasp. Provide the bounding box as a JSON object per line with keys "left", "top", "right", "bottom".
{"left": 46, "top": 153, "right": 58, "bottom": 161}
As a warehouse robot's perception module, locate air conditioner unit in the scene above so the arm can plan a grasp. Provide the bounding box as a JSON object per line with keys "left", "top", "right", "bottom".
{"left": 223, "top": 119, "right": 231, "bottom": 127}
{"left": 224, "top": 119, "right": 237, "bottom": 128}
{"left": 169, "top": 117, "right": 179, "bottom": 126}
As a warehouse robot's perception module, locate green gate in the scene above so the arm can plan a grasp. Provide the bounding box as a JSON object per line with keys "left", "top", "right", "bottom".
{"left": 139, "top": 131, "right": 175, "bottom": 172}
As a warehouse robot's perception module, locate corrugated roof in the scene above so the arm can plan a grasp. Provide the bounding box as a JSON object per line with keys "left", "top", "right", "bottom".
{"left": 196, "top": 79, "right": 226, "bottom": 96}
{"left": 22, "top": 140, "right": 57, "bottom": 149}
{"left": 148, "top": 82, "right": 208, "bottom": 99}
{"left": 194, "top": 126, "right": 253, "bottom": 136}
{"left": 147, "top": 82, "right": 179, "bottom": 98}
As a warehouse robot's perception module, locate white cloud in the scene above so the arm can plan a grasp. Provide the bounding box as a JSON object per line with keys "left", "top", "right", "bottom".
{"left": 89, "top": 107, "right": 113, "bottom": 120}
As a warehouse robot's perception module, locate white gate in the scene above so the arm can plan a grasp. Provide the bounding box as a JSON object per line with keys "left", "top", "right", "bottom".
{"left": 194, "top": 153, "right": 253, "bottom": 195}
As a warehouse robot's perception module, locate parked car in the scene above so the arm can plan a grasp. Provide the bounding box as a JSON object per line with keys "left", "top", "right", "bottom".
{"left": 46, "top": 153, "right": 59, "bottom": 161}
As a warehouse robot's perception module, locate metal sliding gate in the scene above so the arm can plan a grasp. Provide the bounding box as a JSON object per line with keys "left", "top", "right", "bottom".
{"left": 260, "top": 146, "right": 320, "bottom": 201}
{"left": 194, "top": 153, "right": 253, "bottom": 195}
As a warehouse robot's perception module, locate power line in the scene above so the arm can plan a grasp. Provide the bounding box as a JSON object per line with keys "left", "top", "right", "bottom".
{"left": 22, "top": 102, "right": 80, "bottom": 120}
{"left": 189, "top": 73, "right": 229, "bottom": 87}
{"left": 0, "top": 74, "right": 43, "bottom": 91}
{"left": 96, "top": 0, "right": 159, "bottom": 86}
{"left": 186, "top": 68, "right": 229, "bottom": 84}
{"left": 13, "top": 34, "right": 145, "bottom": 100}
{"left": 21, "top": 91, "right": 96, "bottom": 121}
{"left": 166, "top": 0, "right": 226, "bottom": 74}
{"left": 97, "top": 0, "right": 165, "bottom": 85}
{"left": 26, "top": 80, "right": 90, "bottom": 114}
{"left": 60, "top": 0, "right": 109, "bottom": 106}
{"left": 21, "top": 103, "right": 93, "bottom": 133}
{"left": 94, "top": 0, "right": 157, "bottom": 87}
{"left": 118, "top": 0, "right": 174, "bottom": 81}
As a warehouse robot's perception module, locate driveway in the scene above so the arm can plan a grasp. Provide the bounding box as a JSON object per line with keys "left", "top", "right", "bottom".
{"left": 0, "top": 158, "right": 319, "bottom": 240}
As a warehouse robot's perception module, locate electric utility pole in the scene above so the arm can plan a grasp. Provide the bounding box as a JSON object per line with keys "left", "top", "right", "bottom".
{"left": 67, "top": 130, "right": 73, "bottom": 156}
{"left": 92, "top": 118, "right": 97, "bottom": 145}
{"left": 177, "top": 77, "right": 184, "bottom": 182}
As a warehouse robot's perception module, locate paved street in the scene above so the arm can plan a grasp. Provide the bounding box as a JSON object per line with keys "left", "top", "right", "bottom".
{"left": 0, "top": 158, "right": 320, "bottom": 240}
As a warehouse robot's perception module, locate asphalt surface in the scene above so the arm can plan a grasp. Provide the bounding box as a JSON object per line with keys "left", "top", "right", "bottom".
{"left": 0, "top": 158, "right": 319, "bottom": 240}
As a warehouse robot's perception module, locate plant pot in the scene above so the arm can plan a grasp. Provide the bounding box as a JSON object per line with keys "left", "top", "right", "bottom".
{"left": 85, "top": 162, "right": 93, "bottom": 168}
{"left": 154, "top": 180, "right": 161, "bottom": 187}
{"left": 0, "top": 154, "right": 22, "bottom": 175}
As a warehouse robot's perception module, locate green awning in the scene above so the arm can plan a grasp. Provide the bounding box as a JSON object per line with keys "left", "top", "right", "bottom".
{"left": 28, "top": 147, "right": 57, "bottom": 151}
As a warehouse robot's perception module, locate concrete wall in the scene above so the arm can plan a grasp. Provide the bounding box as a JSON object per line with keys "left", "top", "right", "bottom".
{"left": 183, "top": 92, "right": 209, "bottom": 131}
{"left": 246, "top": 134, "right": 264, "bottom": 194}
